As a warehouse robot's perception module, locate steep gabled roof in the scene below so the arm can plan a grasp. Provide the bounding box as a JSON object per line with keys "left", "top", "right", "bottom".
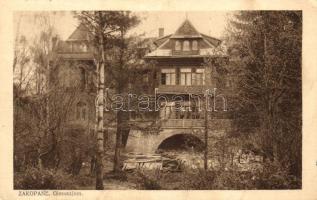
{"left": 201, "top": 33, "right": 222, "bottom": 47}
{"left": 171, "top": 19, "right": 202, "bottom": 38}
{"left": 67, "top": 23, "right": 89, "bottom": 41}
{"left": 145, "top": 19, "right": 225, "bottom": 58}
{"left": 154, "top": 34, "right": 172, "bottom": 46}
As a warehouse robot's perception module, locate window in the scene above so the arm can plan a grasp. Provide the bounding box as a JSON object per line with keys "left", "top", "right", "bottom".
{"left": 180, "top": 68, "right": 192, "bottom": 85}
{"left": 161, "top": 69, "right": 176, "bottom": 85}
{"left": 72, "top": 42, "right": 88, "bottom": 52}
{"left": 183, "top": 40, "right": 190, "bottom": 51}
{"left": 79, "top": 67, "right": 86, "bottom": 90}
{"left": 142, "top": 73, "right": 149, "bottom": 83}
{"left": 193, "top": 68, "right": 205, "bottom": 85}
{"left": 76, "top": 102, "right": 88, "bottom": 121}
{"left": 61, "top": 68, "right": 72, "bottom": 88}
{"left": 175, "top": 40, "right": 181, "bottom": 51}
{"left": 192, "top": 40, "right": 198, "bottom": 50}
{"left": 79, "top": 43, "right": 88, "bottom": 52}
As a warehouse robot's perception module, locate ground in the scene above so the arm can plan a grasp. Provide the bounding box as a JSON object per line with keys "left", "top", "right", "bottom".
{"left": 76, "top": 148, "right": 265, "bottom": 190}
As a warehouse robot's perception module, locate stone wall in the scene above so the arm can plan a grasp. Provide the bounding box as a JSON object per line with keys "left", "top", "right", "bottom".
{"left": 125, "top": 118, "right": 233, "bottom": 154}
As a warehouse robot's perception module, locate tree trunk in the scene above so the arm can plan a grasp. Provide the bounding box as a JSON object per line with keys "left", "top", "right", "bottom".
{"left": 95, "top": 14, "right": 105, "bottom": 189}
{"left": 113, "top": 110, "right": 124, "bottom": 172}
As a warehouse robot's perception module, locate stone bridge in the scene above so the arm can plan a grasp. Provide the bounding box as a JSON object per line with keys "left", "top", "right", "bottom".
{"left": 125, "top": 119, "right": 232, "bottom": 154}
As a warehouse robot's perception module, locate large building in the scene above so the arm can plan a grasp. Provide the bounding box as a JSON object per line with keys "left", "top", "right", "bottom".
{"left": 54, "top": 19, "right": 234, "bottom": 155}
{"left": 126, "top": 19, "right": 233, "bottom": 153}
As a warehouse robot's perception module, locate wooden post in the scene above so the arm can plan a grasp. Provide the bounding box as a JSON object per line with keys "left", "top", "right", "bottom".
{"left": 204, "top": 90, "right": 209, "bottom": 170}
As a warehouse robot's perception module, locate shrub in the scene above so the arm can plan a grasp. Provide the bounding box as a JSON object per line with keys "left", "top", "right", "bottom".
{"left": 129, "top": 160, "right": 300, "bottom": 190}
{"left": 73, "top": 174, "right": 95, "bottom": 187}
{"left": 254, "top": 161, "right": 301, "bottom": 189}
{"left": 135, "top": 170, "right": 162, "bottom": 190}
{"left": 185, "top": 169, "right": 216, "bottom": 190}
{"left": 14, "top": 167, "right": 77, "bottom": 189}
{"left": 104, "top": 170, "right": 128, "bottom": 181}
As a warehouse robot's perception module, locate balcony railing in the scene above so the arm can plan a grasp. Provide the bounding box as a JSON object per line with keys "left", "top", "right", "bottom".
{"left": 161, "top": 119, "right": 205, "bottom": 128}
{"left": 156, "top": 85, "right": 210, "bottom": 94}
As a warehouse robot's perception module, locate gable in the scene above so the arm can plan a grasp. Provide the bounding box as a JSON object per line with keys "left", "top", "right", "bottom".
{"left": 171, "top": 19, "right": 202, "bottom": 38}
{"left": 67, "top": 23, "right": 89, "bottom": 41}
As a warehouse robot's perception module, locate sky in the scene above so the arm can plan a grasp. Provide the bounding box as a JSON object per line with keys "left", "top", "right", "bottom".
{"left": 130, "top": 11, "right": 230, "bottom": 39}
{"left": 15, "top": 11, "right": 231, "bottom": 41}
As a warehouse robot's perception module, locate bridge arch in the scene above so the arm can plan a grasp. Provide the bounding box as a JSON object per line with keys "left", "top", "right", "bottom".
{"left": 125, "top": 129, "right": 205, "bottom": 154}
{"left": 157, "top": 133, "right": 204, "bottom": 152}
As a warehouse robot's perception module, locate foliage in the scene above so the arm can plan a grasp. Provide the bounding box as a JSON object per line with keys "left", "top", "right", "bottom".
{"left": 14, "top": 167, "right": 77, "bottom": 189}
{"left": 253, "top": 160, "right": 301, "bottom": 189}
{"left": 104, "top": 170, "right": 128, "bottom": 181}
{"left": 132, "top": 161, "right": 300, "bottom": 190}
{"left": 227, "top": 11, "right": 302, "bottom": 177}
{"left": 75, "top": 11, "right": 159, "bottom": 174}
{"left": 135, "top": 170, "right": 162, "bottom": 190}
{"left": 13, "top": 12, "right": 87, "bottom": 172}
{"left": 72, "top": 174, "right": 95, "bottom": 187}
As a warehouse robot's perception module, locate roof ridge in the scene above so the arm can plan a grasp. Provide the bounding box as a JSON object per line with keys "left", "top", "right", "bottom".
{"left": 200, "top": 33, "right": 221, "bottom": 41}
{"left": 171, "top": 19, "right": 202, "bottom": 38}
{"left": 157, "top": 34, "right": 172, "bottom": 40}
{"left": 66, "top": 23, "right": 89, "bottom": 41}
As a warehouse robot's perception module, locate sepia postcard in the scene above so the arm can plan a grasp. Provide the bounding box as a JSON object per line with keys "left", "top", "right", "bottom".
{"left": 1, "top": 0, "right": 317, "bottom": 199}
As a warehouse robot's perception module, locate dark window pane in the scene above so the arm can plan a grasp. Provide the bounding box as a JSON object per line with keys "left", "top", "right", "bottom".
{"left": 161, "top": 73, "right": 166, "bottom": 85}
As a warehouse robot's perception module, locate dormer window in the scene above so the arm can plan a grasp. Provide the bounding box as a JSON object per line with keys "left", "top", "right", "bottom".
{"left": 175, "top": 40, "right": 181, "bottom": 51}
{"left": 183, "top": 40, "right": 190, "bottom": 51}
{"left": 192, "top": 40, "right": 198, "bottom": 50}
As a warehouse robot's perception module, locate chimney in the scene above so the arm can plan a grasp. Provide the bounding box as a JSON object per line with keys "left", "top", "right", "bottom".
{"left": 158, "top": 28, "right": 164, "bottom": 38}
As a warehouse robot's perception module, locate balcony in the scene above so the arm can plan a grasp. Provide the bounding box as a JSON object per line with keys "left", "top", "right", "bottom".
{"left": 161, "top": 119, "right": 205, "bottom": 128}
{"left": 156, "top": 85, "right": 211, "bottom": 94}
{"left": 172, "top": 50, "right": 199, "bottom": 56}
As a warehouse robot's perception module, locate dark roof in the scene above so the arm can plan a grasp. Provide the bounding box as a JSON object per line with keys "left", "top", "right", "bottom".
{"left": 200, "top": 33, "right": 221, "bottom": 47}
{"left": 154, "top": 34, "right": 172, "bottom": 46}
{"left": 145, "top": 19, "right": 225, "bottom": 58}
{"left": 67, "top": 23, "right": 89, "bottom": 41}
{"left": 171, "top": 19, "right": 202, "bottom": 38}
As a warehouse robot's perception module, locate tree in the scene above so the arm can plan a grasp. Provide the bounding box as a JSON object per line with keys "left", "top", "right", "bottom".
{"left": 103, "top": 12, "right": 141, "bottom": 172}
{"left": 75, "top": 11, "right": 132, "bottom": 189}
{"left": 14, "top": 12, "right": 58, "bottom": 170}
{"left": 227, "top": 11, "right": 302, "bottom": 176}
{"left": 76, "top": 11, "right": 156, "bottom": 174}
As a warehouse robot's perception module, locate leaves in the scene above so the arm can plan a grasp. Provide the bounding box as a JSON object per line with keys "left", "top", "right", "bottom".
{"left": 228, "top": 11, "right": 302, "bottom": 176}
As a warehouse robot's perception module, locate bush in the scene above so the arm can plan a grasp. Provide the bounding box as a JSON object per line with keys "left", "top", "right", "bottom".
{"left": 14, "top": 167, "right": 77, "bottom": 189}
{"left": 129, "top": 160, "right": 300, "bottom": 190}
{"left": 254, "top": 161, "right": 301, "bottom": 189}
{"left": 104, "top": 170, "right": 128, "bottom": 181}
{"left": 135, "top": 170, "right": 162, "bottom": 190}
{"left": 73, "top": 174, "right": 95, "bottom": 187}
{"left": 183, "top": 169, "right": 216, "bottom": 189}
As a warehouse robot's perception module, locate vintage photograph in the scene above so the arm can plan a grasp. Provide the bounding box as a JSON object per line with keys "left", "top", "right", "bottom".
{"left": 13, "top": 11, "right": 302, "bottom": 190}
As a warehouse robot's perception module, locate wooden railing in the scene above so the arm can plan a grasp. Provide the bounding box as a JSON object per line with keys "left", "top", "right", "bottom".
{"left": 156, "top": 85, "right": 210, "bottom": 94}
{"left": 161, "top": 119, "right": 205, "bottom": 128}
